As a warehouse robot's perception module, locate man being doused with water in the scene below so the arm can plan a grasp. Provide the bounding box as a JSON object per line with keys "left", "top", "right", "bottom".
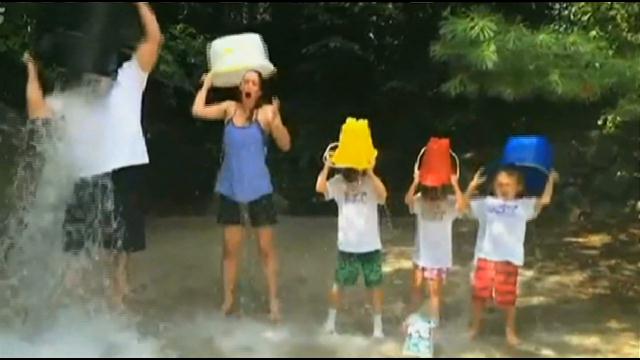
{"left": 23, "top": 2, "right": 162, "bottom": 307}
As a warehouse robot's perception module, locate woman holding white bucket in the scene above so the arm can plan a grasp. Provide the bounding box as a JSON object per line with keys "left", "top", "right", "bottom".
{"left": 192, "top": 35, "right": 291, "bottom": 320}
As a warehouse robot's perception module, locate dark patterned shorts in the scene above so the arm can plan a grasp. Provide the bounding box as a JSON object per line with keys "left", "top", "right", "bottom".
{"left": 62, "top": 173, "right": 123, "bottom": 254}
{"left": 335, "top": 250, "right": 384, "bottom": 288}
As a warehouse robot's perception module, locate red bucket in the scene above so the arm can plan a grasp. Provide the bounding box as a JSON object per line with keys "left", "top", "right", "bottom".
{"left": 416, "top": 138, "right": 458, "bottom": 187}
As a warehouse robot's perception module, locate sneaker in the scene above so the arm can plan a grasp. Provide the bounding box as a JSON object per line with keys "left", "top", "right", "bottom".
{"left": 323, "top": 321, "right": 336, "bottom": 335}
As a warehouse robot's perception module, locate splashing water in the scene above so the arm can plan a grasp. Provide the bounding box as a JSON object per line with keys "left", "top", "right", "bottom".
{"left": 0, "top": 89, "right": 163, "bottom": 357}
{"left": 381, "top": 204, "right": 397, "bottom": 245}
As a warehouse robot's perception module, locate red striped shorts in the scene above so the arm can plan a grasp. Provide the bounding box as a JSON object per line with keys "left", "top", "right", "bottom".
{"left": 472, "top": 258, "right": 519, "bottom": 307}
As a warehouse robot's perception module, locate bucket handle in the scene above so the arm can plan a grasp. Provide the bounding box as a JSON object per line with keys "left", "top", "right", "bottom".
{"left": 413, "top": 147, "right": 460, "bottom": 179}
{"left": 323, "top": 142, "right": 339, "bottom": 167}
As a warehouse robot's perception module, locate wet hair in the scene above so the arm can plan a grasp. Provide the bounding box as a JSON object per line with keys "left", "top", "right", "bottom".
{"left": 341, "top": 168, "right": 364, "bottom": 183}
{"left": 417, "top": 184, "right": 448, "bottom": 201}
{"left": 494, "top": 166, "right": 526, "bottom": 197}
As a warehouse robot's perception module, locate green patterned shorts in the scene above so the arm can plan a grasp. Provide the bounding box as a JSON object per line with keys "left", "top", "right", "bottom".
{"left": 335, "top": 250, "right": 383, "bottom": 288}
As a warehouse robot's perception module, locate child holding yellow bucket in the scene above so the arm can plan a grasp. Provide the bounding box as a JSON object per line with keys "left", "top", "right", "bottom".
{"left": 404, "top": 138, "right": 465, "bottom": 325}
{"left": 316, "top": 118, "right": 387, "bottom": 338}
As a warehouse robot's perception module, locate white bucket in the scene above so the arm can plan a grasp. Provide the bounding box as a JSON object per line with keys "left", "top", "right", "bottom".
{"left": 207, "top": 32, "right": 276, "bottom": 88}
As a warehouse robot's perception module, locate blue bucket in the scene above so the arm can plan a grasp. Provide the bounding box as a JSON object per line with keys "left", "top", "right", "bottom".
{"left": 500, "top": 136, "right": 553, "bottom": 196}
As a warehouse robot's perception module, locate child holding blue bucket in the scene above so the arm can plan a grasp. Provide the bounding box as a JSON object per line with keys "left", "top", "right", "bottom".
{"left": 463, "top": 164, "right": 559, "bottom": 346}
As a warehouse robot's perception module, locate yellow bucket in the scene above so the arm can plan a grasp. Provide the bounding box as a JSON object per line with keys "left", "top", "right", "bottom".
{"left": 326, "top": 117, "right": 378, "bottom": 170}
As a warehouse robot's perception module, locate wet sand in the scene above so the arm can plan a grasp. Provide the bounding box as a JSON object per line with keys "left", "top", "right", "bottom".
{"left": 120, "top": 215, "right": 639, "bottom": 357}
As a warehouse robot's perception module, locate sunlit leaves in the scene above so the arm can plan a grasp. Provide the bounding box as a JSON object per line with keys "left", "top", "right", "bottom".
{"left": 432, "top": 7, "right": 640, "bottom": 104}
{"left": 433, "top": 3, "right": 640, "bottom": 134}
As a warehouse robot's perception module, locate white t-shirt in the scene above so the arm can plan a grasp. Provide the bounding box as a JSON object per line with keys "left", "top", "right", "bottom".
{"left": 470, "top": 196, "right": 538, "bottom": 266}
{"left": 326, "top": 175, "right": 383, "bottom": 253}
{"left": 411, "top": 195, "right": 459, "bottom": 269}
{"left": 47, "top": 57, "right": 150, "bottom": 178}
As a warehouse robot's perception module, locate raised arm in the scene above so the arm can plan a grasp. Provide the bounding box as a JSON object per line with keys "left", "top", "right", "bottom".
{"left": 316, "top": 162, "right": 331, "bottom": 196}
{"left": 536, "top": 170, "right": 559, "bottom": 212}
{"left": 266, "top": 97, "right": 291, "bottom": 152}
{"left": 451, "top": 173, "right": 465, "bottom": 212}
{"left": 404, "top": 171, "right": 420, "bottom": 211}
{"left": 24, "top": 53, "right": 50, "bottom": 120}
{"left": 461, "top": 168, "right": 486, "bottom": 212}
{"left": 191, "top": 74, "right": 232, "bottom": 120}
{"left": 367, "top": 168, "right": 388, "bottom": 204}
{"left": 134, "top": 2, "right": 163, "bottom": 73}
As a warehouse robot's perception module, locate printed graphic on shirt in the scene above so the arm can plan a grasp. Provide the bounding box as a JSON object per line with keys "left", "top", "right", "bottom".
{"left": 486, "top": 202, "right": 520, "bottom": 216}
{"left": 345, "top": 190, "right": 368, "bottom": 204}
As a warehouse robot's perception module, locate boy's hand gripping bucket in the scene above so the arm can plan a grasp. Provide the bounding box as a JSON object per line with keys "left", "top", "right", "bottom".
{"left": 207, "top": 32, "right": 276, "bottom": 88}
{"left": 414, "top": 138, "right": 460, "bottom": 187}
{"left": 500, "top": 135, "right": 554, "bottom": 196}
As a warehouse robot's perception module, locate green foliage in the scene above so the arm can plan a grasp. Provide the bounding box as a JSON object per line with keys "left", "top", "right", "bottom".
{"left": 156, "top": 23, "right": 207, "bottom": 91}
{"left": 552, "top": 2, "right": 640, "bottom": 51}
{"left": 432, "top": 4, "right": 640, "bottom": 131}
{"left": 0, "top": 3, "right": 34, "bottom": 59}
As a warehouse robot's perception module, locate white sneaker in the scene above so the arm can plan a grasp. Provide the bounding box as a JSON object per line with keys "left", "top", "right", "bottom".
{"left": 323, "top": 322, "right": 336, "bottom": 335}
{"left": 372, "top": 329, "right": 385, "bottom": 339}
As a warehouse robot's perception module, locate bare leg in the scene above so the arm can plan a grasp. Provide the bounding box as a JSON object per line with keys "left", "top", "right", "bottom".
{"left": 329, "top": 283, "right": 341, "bottom": 310}
{"left": 222, "top": 226, "right": 244, "bottom": 315}
{"left": 504, "top": 306, "right": 521, "bottom": 346}
{"left": 428, "top": 277, "right": 443, "bottom": 323}
{"left": 324, "top": 284, "right": 342, "bottom": 334}
{"left": 112, "top": 252, "right": 129, "bottom": 308}
{"left": 257, "top": 226, "right": 280, "bottom": 322}
{"left": 371, "top": 287, "right": 384, "bottom": 315}
{"left": 64, "top": 256, "right": 82, "bottom": 290}
{"left": 371, "top": 287, "right": 384, "bottom": 338}
{"left": 469, "top": 298, "right": 485, "bottom": 340}
{"left": 410, "top": 266, "right": 424, "bottom": 313}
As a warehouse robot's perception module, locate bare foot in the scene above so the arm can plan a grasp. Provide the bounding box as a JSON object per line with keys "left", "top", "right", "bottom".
{"left": 120, "top": 281, "right": 131, "bottom": 297}
{"left": 221, "top": 296, "right": 235, "bottom": 316}
{"left": 469, "top": 326, "right": 480, "bottom": 341}
{"left": 64, "top": 269, "right": 81, "bottom": 290}
{"left": 323, "top": 321, "right": 336, "bottom": 335}
{"left": 110, "top": 293, "right": 126, "bottom": 312}
{"left": 506, "top": 329, "right": 521, "bottom": 347}
{"left": 269, "top": 298, "right": 282, "bottom": 323}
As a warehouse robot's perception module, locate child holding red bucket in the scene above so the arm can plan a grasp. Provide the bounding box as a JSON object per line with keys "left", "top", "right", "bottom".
{"left": 316, "top": 163, "right": 388, "bottom": 338}
{"left": 462, "top": 166, "right": 559, "bottom": 346}
{"left": 404, "top": 138, "right": 465, "bottom": 325}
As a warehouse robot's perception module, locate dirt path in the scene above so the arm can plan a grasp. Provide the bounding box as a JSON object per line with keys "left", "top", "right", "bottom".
{"left": 124, "top": 215, "right": 639, "bottom": 357}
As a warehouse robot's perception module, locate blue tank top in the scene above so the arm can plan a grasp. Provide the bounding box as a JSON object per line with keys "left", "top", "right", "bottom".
{"left": 215, "top": 111, "right": 273, "bottom": 203}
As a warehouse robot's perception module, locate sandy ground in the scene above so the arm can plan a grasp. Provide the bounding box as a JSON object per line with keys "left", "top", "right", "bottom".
{"left": 111, "top": 215, "right": 640, "bottom": 358}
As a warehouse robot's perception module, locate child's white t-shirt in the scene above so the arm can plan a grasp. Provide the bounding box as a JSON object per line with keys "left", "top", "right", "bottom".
{"left": 326, "top": 175, "right": 383, "bottom": 254}
{"left": 470, "top": 196, "right": 538, "bottom": 266}
{"left": 411, "top": 195, "right": 459, "bottom": 269}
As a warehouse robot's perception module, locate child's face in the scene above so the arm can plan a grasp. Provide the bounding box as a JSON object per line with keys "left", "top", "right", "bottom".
{"left": 494, "top": 172, "right": 522, "bottom": 200}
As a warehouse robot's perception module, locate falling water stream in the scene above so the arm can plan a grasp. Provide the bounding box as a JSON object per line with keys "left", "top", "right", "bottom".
{"left": 0, "top": 90, "right": 164, "bottom": 357}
